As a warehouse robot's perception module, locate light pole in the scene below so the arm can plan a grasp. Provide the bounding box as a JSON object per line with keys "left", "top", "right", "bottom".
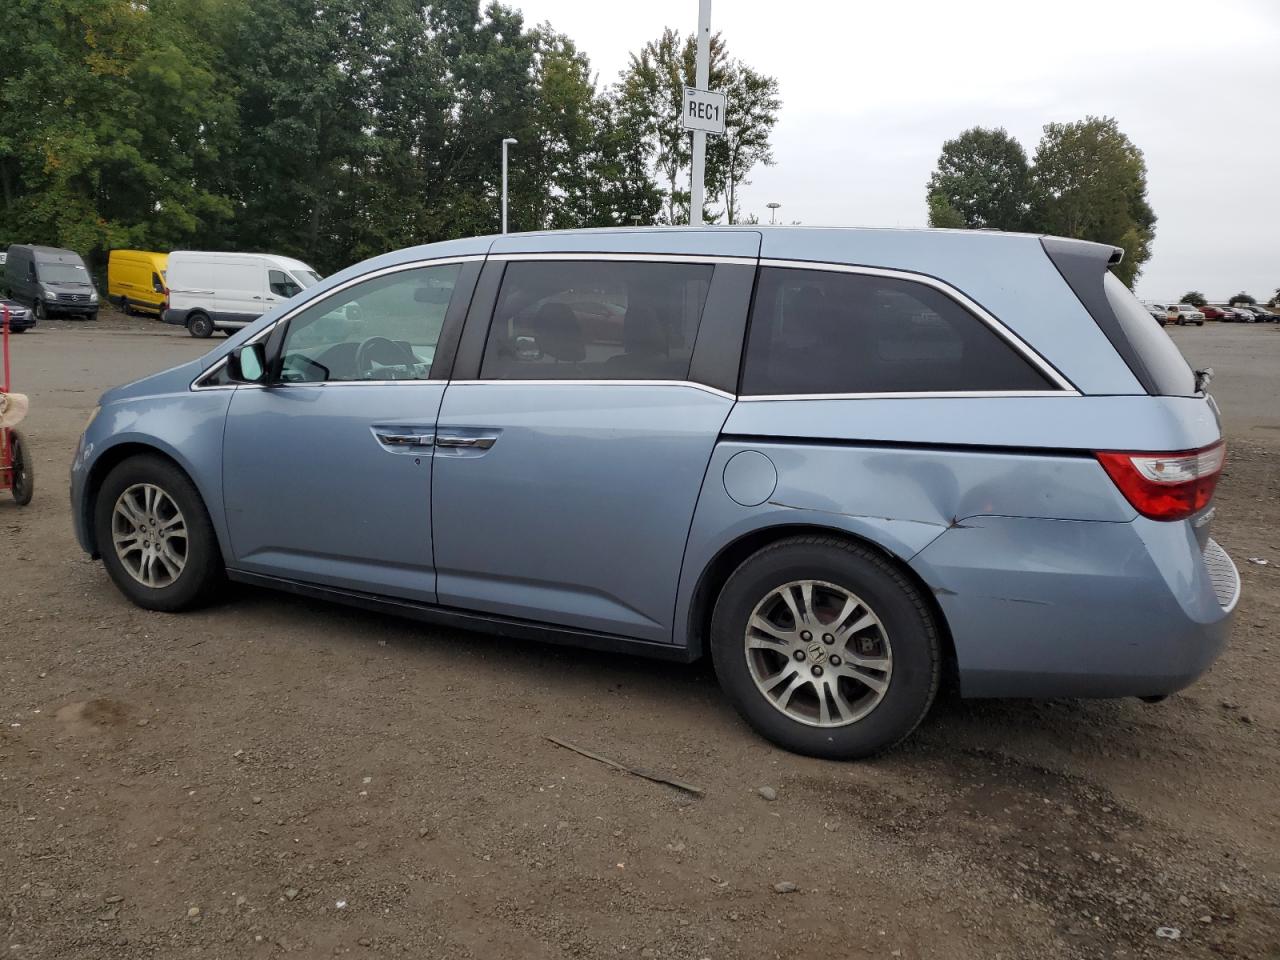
{"left": 501, "top": 137, "right": 518, "bottom": 234}
{"left": 767, "top": 201, "right": 781, "bottom": 225}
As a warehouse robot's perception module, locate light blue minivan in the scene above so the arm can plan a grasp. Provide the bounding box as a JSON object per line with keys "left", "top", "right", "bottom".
{"left": 70, "top": 228, "right": 1239, "bottom": 757}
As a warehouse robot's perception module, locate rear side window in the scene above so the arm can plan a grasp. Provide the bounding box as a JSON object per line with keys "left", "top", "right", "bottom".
{"left": 481, "top": 260, "right": 713, "bottom": 381}
{"left": 1102, "top": 273, "right": 1196, "bottom": 397}
{"left": 741, "top": 268, "right": 1054, "bottom": 396}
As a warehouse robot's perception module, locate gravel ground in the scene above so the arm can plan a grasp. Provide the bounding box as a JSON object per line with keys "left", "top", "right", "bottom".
{"left": 1, "top": 311, "right": 1278, "bottom": 959}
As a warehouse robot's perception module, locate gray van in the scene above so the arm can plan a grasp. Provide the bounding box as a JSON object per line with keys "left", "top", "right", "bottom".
{"left": 4, "top": 245, "right": 100, "bottom": 322}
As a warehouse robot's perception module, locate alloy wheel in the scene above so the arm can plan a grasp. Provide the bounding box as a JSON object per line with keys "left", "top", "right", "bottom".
{"left": 744, "top": 579, "right": 893, "bottom": 727}
{"left": 111, "top": 483, "right": 188, "bottom": 588}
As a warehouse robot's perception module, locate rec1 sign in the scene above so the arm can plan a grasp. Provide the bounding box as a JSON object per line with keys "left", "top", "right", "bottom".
{"left": 682, "top": 86, "right": 727, "bottom": 135}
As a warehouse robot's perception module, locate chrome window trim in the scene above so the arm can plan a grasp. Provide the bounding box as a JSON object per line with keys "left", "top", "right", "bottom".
{"left": 753, "top": 258, "right": 1079, "bottom": 395}
{"left": 736, "top": 390, "right": 1071, "bottom": 402}
{"left": 448, "top": 379, "right": 737, "bottom": 401}
{"left": 190, "top": 256, "right": 484, "bottom": 391}
{"left": 489, "top": 252, "right": 756, "bottom": 266}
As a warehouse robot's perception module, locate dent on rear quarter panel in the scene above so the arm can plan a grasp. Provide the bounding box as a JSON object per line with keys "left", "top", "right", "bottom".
{"left": 671, "top": 436, "right": 1136, "bottom": 650}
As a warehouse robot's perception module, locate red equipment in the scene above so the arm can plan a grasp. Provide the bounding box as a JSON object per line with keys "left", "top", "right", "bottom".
{"left": 1, "top": 304, "right": 33, "bottom": 505}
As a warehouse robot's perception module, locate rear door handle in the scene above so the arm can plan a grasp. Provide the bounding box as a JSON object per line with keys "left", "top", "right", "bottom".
{"left": 435, "top": 434, "right": 497, "bottom": 450}
{"left": 375, "top": 431, "right": 434, "bottom": 448}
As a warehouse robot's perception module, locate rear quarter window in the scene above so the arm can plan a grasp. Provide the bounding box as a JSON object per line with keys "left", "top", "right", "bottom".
{"left": 741, "top": 267, "right": 1054, "bottom": 396}
{"left": 1103, "top": 274, "right": 1197, "bottom": 397}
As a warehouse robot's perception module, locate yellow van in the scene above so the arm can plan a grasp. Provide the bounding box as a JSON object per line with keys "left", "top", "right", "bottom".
{"left": 107, "top": 250, "right": 168, "bottom": 316}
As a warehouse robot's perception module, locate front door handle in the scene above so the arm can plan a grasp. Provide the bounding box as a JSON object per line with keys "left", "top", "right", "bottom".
{"left": 375, "top": 431, "right": 434, "bottom": 448}
{"left": 435, "top": 434, "right": 497, "bottom": 450}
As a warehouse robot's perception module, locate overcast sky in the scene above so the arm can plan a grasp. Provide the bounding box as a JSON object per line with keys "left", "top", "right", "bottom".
{"left": 510, "top": 0, "right": 1279, "bottom": 301}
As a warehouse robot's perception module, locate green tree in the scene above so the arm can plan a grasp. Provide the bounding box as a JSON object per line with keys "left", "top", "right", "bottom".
{"left": 0, "top": 0, "right": 237, "bottom": 265}
{"left": 1029, "top": 116, "right": 1155, "bottom": 287}
{"left": 707, "top": 61, "right": 780, "bottom": 224}
{"left": 1180, "top": 291, "right": 1207, "bottom": 307}
{"left": 619, "top": 29, "right": 778, "bottom": 225}
{"left": 926, "top": 127, "right": 1029, "bottom": 230}
{"left": 1270, "top": 288, "right": 1279, "bottom": 307}
{"left": 1228, "top": 291, "right": 1256, "bottom": 305}
{"left": 926, "top": 190, "right": 967, "bottom": 229}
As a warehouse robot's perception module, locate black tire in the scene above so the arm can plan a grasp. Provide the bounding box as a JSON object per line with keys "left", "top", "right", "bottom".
{"left": 188, "top": 312, "right": 214, "bottom": 338}
{"left": 93, "top": 455, "right": 223, "bottom": 611}
{"left": 711, "top": 536, "right": 941, "bottom": 759}
{"left": 34, "top": 300, "right": 47, "bottom": 323}
{"left": 121, "top": 298, "right": 133, "bottom": 316}
{"left": 8, "top": 430, "right": 33, "bottom": 506}
{"left": 87, "top": 310, "right": 98, "bottom": 322}
{"left": 10, "top": 326, "right": 26, "bottom": 334}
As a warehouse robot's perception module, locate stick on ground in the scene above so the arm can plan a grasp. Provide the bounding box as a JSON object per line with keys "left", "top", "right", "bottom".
{"left": 545, "top": 735, "right": 704, "bottom": 797}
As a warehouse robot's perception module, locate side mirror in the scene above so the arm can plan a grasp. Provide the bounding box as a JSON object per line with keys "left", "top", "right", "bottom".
{"left": 227, "top": 343, "right": 267, "bottom": 383}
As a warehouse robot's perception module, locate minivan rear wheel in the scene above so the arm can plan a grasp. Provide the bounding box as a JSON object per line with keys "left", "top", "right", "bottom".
{"left": 188, "top": 312, "right": 214, "bottom": 338}
{"left": 711, "top": 537, "right": 940, "bottom": 759}
{"left": 93, "top": 455, "right": 223, "bottom": 611}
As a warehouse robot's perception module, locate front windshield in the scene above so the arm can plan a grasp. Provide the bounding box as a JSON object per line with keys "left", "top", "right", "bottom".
{"left": 293, "top": 270, "right": 321, "bottom": 288}
{"left": 39, "top": 262, "right": 90, "bottom": 284}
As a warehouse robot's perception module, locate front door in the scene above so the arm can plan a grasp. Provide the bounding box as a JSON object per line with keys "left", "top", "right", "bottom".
{"left": 222, "top": 261, "right": 472, "bottom": 602}
{"left": 432, "top": 256, "right": 747, "bottom": 642}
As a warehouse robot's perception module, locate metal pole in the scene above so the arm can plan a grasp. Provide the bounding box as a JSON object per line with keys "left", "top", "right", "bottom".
{"left": 690, "top": 0, "right": 711, "bottom": 226}
{"left": 501, "top": 138, "right": 517, "bottom": 234}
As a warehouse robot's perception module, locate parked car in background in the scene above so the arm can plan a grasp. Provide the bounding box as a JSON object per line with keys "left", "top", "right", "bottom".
{"left": 3, "top": 245, "right": 99, "bottom": 322}
{"left": 1241, "top": 305, "right": 1279, "bottom": 322}
{"left": 0, "top": 297, "right": 36, "bottom": 333}
{"left": 163, "top": 251, "right": 322, "bottom": 338}
{"left": 1140, "top": 301, "right": 1168, "bottom": 325}
{"left": 71, "top": 227, "right": 1238, "bottom": 759}
{"left": 108, "top": 250, "right": 169, "bottom": 317}
{"left": 1170, "top": 303, "right": 1205, "bottom": 326}
{"left": 1198, "top": 305, "right": 1228, "bottom": 321}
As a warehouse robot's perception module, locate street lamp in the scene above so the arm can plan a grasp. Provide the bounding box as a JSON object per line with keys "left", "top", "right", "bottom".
{"left": 766, "top": 201, "right": 781, "bottom": 225}
{"left": 501, "top": 138, "right": 518, "bottom": 234}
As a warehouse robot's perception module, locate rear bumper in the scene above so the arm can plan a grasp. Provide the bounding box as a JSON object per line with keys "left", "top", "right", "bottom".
{"left": 162, "top": 308, "right": 190, "bottom": 327}
{"left": 910, "top": 516, "right": 1237, "bottom": 699}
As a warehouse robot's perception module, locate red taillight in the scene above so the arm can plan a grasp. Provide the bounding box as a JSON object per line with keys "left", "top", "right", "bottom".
{"left": 1095, "top": 442, "right": 1225, "bottom": 521}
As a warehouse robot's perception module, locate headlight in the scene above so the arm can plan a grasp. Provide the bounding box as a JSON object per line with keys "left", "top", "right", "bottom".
{"left": 90, "top": 292, "right": 99, "bottom": 303}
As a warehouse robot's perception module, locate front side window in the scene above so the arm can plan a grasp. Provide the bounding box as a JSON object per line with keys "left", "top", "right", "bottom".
{"left": 269, "top": 269, "right": 302, "bottom": 299}
{"left": 481, "top": 260, "right": 714, "bottom": 381}
{"left": 276, "top": 263, "right": 459, "bottom": 383}
{"left": 741, "top": 267, "right": 1054, "bottom": 396}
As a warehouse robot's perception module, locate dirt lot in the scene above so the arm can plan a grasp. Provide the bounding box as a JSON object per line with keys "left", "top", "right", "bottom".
{"left": 2, "top": 311, "right": 1278, "bottom": 959}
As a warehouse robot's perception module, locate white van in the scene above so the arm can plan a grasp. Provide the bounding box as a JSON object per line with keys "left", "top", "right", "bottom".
{"left": 163, "top": 251, "right": 321, "bottom": 338}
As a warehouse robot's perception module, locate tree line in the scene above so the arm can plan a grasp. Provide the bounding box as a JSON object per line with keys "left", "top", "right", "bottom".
{"left": 925, "top": 118, "right": 1155, "bottom": 287}
{"left": 0, "top": 0, "right": 780, "bottom": 274}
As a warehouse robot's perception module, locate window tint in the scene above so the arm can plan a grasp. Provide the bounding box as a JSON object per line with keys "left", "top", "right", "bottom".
{"left": 741, "top": 268, "right": 1054, "bottom": 396}
{"left": 481, "top": 260, "right": 713, "bottom": 381}
{"left": 269, "top": 269, "right": 302, "bottom": 299}
{"left": 1102, "top": 273, "right": 1196, "bottom": 397}
{"left": 277, "top": 264, "right": 459, "bottom": 383}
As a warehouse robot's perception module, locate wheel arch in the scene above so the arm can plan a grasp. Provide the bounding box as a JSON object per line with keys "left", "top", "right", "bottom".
{"left": 684, "top": 523, "right": 957, "bottom": 683}
{"left": 82, "top": 441, "right": 222, "bottom": 559}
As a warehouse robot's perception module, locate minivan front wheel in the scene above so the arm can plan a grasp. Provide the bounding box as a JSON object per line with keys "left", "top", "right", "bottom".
{"left": 711, "top": 537, "right": 940, "bottom": 759}
{"left": 94, "top": 455, "right": 222, "bottom": 611}
{"left": 34, "top": 300, "right": 46, "bottom": 323}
